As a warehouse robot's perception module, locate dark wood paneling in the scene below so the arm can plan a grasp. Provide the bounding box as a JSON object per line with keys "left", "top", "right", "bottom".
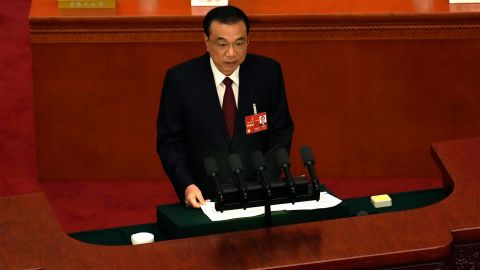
{"left": 30, "top": 0, "right": 480, "bottom": 181}
{"left": 32, "top": 42, "right": 204, "bottom": 180}
{"left": 31, "top": 39, "right": 480, "bottom": 180}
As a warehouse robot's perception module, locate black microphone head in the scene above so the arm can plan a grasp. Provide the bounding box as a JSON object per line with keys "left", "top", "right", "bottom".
{"left": 251, "top": 151, "right": 266, "bottom": 171}
{"left": 300, "top": 146, "right": 315, "bottom": 166}
{"left": 204, "top": 157, "right": 219, "bottom": 176}
{"left": 228, "top": 153, "right": 244, "bottom": 173}
{"left": 274, "top": 148, "right": 291, "bottom": 168}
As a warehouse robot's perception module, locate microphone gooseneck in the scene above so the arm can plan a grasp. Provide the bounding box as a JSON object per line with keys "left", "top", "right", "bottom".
{"left": 251, "top": 150, "right": 273, "bottom": 227}
{"left": 300, "top": 146, "right": 321, "bottom": 201}
{"left": 251, "top": 151, "right": 272, "bottom": 200}
{"left": 228, "top": 153, "right": 248, "bottom": 209}
{"left": 275, "top": 148, "right": 296, "bottom": 203}
{"left": 203, "top": 157, "right": 224, "bottom": 211}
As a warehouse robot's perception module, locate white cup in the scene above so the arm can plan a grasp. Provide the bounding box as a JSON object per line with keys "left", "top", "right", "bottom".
{"left": 131, "top": 232, "right": 154, "bottom": 245}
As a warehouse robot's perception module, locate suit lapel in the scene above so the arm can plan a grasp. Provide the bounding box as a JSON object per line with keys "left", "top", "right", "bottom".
{"left": 233, "top": 55, "right": 255, "bottom": 144}
{"left": 193, "top": 54, "right": 231, "bottom": 142}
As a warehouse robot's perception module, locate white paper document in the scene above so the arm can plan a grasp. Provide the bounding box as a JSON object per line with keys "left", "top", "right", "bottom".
{"left": 200, "top": 191, "right": 342, "bottom": 221}
{"left": 449, "top": 0, "right": 480, "bottom": 3}
{"left": 191, "top": 0, "right": 228, "bottom": 7}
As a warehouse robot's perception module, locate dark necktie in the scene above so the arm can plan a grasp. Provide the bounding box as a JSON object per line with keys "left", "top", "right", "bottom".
{"left": 222, "top": 77, "right": 236, "bottom": 139}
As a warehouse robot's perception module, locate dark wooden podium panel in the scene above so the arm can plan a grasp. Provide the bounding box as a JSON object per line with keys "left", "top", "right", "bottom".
{"left": 30, "top": 0, "right": 480, "bottom": 182}
{"left": 431, "top": 137, "right": 480, "bottom": 242}
{"left": 1, "top": 137, "right": 480, "bottom": 269}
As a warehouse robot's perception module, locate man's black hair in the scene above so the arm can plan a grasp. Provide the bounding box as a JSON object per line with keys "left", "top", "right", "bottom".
{"left": 203, "top": 5, "right": 250, "bottom": 37}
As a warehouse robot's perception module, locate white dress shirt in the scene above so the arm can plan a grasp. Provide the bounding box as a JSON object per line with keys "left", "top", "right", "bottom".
{"left": 210, "top": 57, "right": 239, "bottom": 108}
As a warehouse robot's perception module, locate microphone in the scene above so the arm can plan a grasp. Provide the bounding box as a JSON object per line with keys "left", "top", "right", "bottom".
{"left": 274, "top": 148, "right": 296, "bottom": 203}
{"left": 228, "top": 153, "right": 248, "bottom": 209}
{"left": 251, "top": 151, "right": 272, "bottom": 201}
{"left": 300, "top": 146, "right": 321, "bottom": 201}
{"left": 204, "top": 157, "right": 224, "bottom": 211}
{"left": 251, "top": 151, "right": 273, "bottom": 227}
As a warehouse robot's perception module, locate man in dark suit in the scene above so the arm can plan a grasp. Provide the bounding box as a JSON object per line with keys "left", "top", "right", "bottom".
{"left": 157, "top": 6, "right": 293, "bottom": 208}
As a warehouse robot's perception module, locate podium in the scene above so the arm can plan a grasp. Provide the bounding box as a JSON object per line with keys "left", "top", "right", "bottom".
{"left": 69, "top": 187, "right": 448, "bottom": 244}
{"left": 3, "top": 138, "right": 480, "bottom": 268}
{"left": 155, "top": 187, "right": 447, "bottom": 240}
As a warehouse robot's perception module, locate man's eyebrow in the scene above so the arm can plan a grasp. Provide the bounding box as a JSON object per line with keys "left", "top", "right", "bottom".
{"left": 214, "top": 37, "right": 246, "bottom": 42}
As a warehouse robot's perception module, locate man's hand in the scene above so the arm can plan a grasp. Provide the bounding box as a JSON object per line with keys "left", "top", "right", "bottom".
{"left": 184, "top": 184, "right": 207, "bottom": 208}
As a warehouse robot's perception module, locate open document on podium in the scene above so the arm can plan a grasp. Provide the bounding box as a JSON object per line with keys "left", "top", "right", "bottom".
{"left": 201, "top": 191, "right": 342, "bottom": 221}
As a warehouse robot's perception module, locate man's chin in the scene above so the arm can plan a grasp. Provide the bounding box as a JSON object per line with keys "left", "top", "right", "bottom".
{"left": 221, "top": 68, "right": 236, "bottom": 76}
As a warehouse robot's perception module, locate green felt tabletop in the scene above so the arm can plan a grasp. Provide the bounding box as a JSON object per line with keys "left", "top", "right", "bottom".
{"left": 69, "top": 223, "right": 166, "bottom": 246}
{"left": 69, "top": 188, "right": 449, "bottom": 245}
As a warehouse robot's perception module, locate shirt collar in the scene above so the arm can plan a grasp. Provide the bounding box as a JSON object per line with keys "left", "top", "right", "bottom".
{"left": 210, "top": 57, "right": 240, "bottom": 87}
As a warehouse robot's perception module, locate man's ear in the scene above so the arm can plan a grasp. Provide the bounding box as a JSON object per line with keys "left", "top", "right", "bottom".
{"left": 204, "top": 34, "right": 209, "bottom": 52}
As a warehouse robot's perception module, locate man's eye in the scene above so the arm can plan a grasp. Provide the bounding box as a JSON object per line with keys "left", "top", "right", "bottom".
{"left": 217, "top": 43, "right": 228, "bottom": 47}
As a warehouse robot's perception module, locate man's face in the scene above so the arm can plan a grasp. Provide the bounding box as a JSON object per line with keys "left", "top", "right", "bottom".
{"left": 205, "top": 20, "right": 248, "bottom": 76}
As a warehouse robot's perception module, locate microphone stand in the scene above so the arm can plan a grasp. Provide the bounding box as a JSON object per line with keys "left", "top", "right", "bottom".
{"left": 305, "top": 161, "right": 321, "bottom": 201}
{"left": 229, "top": 153, "right": 248, "bottom": 210}
{"left": 300, "top": 146, "right": 321, "bottom": 201}
{"left": 204, "top": 157, "right": 225, "bottom": 212}
{"left": 281, "top": 164, "right": 296, "bottom": 204}
{"left": 251, "top": 151, "right": 273, "bottom": 227}
{"left": 257, "top": 170, "right": 272, "bottom": 227}
{"left": 211, "top": 171, "right": 225, "bottom": 212}
{"left": 275, "top": 148, "right": 296, "bottom": 204}
{"left": 232, "top": 169, "right": 248, "bottom": 210}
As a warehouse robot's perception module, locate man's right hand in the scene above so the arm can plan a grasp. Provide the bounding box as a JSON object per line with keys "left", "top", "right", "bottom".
{"left": 184, "top": 184, "right": 207, "bottom": 208}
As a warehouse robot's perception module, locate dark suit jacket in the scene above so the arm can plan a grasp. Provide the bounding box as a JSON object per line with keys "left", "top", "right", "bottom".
{"left": 157, "top": 53, "right": 294, "bottom": 201}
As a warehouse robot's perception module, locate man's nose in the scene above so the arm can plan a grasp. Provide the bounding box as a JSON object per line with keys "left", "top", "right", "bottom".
{"left": 225, "top": 45, "right": 236, "bottom": 57}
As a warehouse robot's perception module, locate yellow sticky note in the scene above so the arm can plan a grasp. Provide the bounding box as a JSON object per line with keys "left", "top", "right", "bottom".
{"left": 370, "top": 194, "right": 392, "bottom": 208}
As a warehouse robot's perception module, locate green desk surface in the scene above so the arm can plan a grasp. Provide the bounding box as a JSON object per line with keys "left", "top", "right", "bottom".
{"left": 69, "top": 223, "right": 166, "bottom": 245}
{"left": 69, "top": 188, "right": 449, "bottom": 246}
